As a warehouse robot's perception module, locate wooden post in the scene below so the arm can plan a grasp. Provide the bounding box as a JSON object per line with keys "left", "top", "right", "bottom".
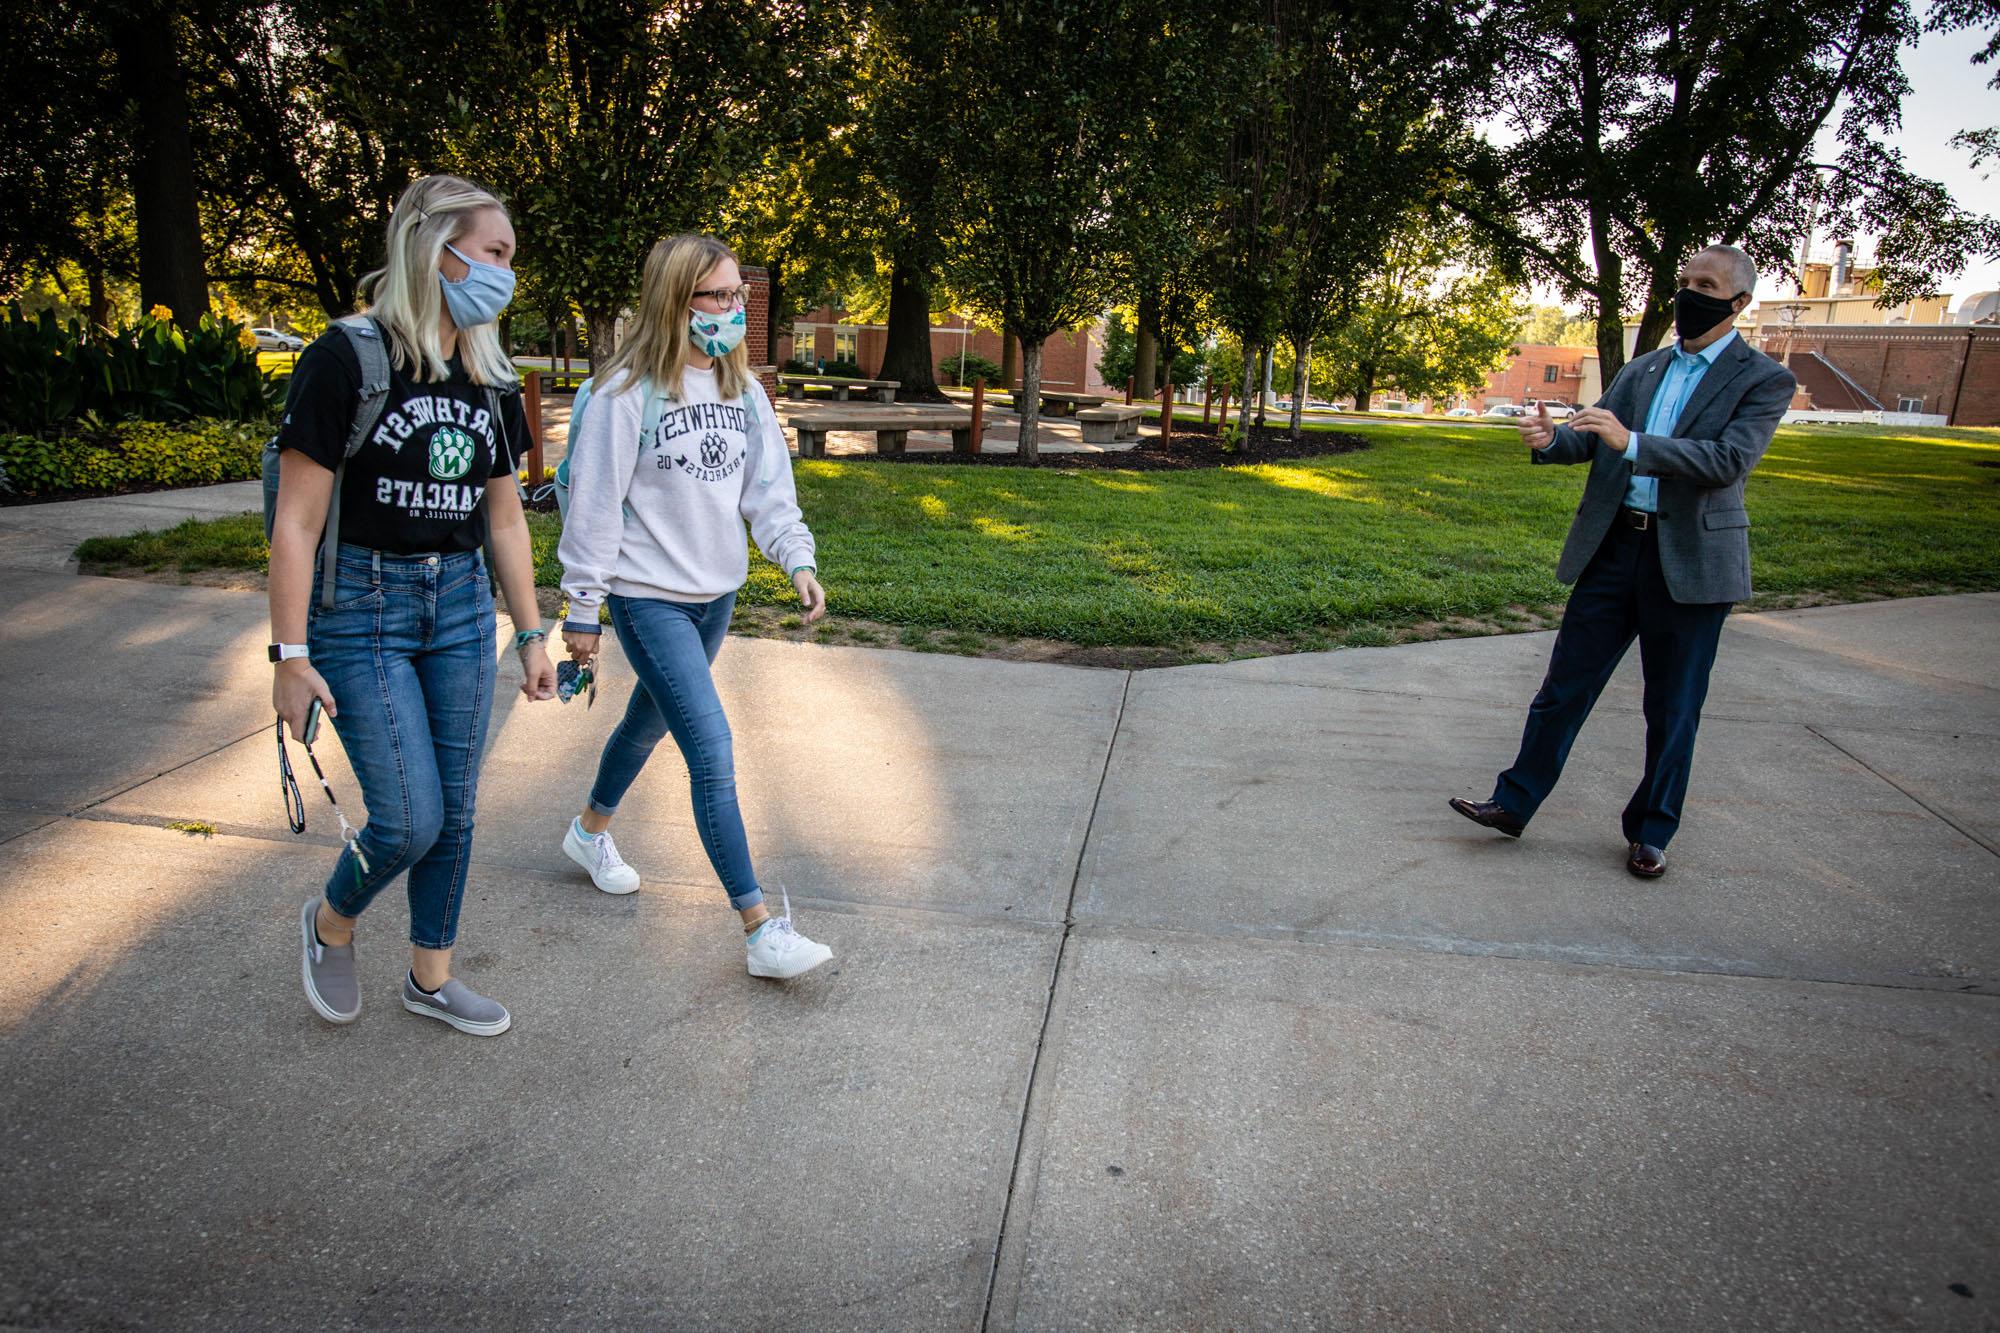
{"left": 1201, "top": 374, "right": 1212, "bottom": 427}
{"left": 968, "top": 376, "right": 986, "bottom": 455}
{"left": 1124, "top": 375, "right": 1134, "bottom": 406}
{"left": 523, "top": 371, "right": 544, "bottom": 486}
{"left": 1161, "top": 377, "right": 1174, "bottom": 446}
{"left": 1218, "top": 384, "right": 1230, "bottom": 429}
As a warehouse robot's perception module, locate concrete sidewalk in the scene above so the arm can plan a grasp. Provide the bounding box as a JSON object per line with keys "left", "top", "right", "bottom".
{"left": 0, "top": 553, "right": 1995, "bottom": 1326}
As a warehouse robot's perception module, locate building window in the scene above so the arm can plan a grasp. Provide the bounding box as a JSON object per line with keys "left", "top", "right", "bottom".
{"left": 833, "top": 328, "right": 858, "bottom": 363}
{"left": 1543, "top": 365, "right": 1560, "bottom": 383}
{"left": 1897, "top": 395, "right": 1924, "bottom": 412}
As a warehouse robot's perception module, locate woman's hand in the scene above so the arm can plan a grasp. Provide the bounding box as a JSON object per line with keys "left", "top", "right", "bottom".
{"left": 792, "top": 569, "right": 826, "bottom": 624}
{"left": 519, "top": 642, "right": 557, "bottom": 701}
{"left": 563, "top": 627, "right": 601, "bottom": 666}
{"left": 273, "top": 660, "right": 335, "bottom": 738}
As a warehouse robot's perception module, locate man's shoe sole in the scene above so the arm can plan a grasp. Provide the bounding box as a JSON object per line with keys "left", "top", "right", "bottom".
{"left": 402, "top": 997, "right": 512, "bottom": 1036}
{"left": 300, "top": 899, "right": 359, "bottom": 1025}
{"left": 563, "top": 834, "right": 642, "bottom": 895}
{"left": 1627, "top": 860, "right": 1667, "bottom": 879}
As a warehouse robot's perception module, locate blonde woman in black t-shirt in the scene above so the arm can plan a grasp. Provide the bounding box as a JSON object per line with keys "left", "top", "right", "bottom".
{"left": 270, "top": 175, "right": 556, "bottom": 1037}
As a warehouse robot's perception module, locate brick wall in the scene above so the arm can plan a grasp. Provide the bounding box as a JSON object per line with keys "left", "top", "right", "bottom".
{"left": 784, "top": 306, "right": 1111, "bottom": 392}
{"left": 1476, "top": 344, "right": 1590, "bottom": 409}
{"left": 742, "top": 265, "right": 778, "bottom": 402}
{"left": 1758, "top": 325, "right": 2000, "bottom": 425}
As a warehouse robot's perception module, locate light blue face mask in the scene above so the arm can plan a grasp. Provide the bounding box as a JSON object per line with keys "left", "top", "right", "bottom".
{"left": 439, "top": 242, "right": 516, "bottom": 328}
{"left": 688, "top": 306, "right": 747, "bottom": 358}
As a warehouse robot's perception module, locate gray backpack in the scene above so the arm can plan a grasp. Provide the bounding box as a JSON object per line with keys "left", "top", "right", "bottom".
{"left": 262, "top": 316, "right": 511, "bottom": 609}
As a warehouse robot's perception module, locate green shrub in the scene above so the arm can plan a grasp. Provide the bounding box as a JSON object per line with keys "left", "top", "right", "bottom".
{"left": 936, "top": 350, "right": 1005, "bottom": 387}
{"left": 823, "top": 358, "right": 866, "bottom": 379}
{"left": 0, "top": 302, "right": 278, "bottom": 432}
{"left": 780, "top": 357, "right": 818, "bottom": 373}
{"left": 0, "top": 418, "right": 268, "bottom": 496}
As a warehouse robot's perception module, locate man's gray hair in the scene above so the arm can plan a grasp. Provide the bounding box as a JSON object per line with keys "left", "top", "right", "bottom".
{"left": 1701, "top": 244, "right": 1759, "bottom": 296}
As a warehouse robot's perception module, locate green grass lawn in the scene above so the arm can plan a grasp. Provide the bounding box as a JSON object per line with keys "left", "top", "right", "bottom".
{"left": 75, "top": 422, "right": 2000, "bottom": 655}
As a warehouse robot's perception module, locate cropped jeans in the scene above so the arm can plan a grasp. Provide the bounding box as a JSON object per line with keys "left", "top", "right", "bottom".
{"left": 308, "top": 545, "right": 496, "bottom": 948}
{"left": 587, "top": 591, "right": 763, "bottom": 911}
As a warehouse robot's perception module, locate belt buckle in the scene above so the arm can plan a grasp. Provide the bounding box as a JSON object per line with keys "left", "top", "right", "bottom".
{"left": 1627, "top": 508, "right": 1650, "bottom": 531}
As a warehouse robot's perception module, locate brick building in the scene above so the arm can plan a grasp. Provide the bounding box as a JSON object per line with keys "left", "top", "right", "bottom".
{"left": 1757, "top": 324, "right": 2000, "bottom": 426}
{"left": 742, "top": 265, "right": 778, "bottom": 401}
{"left": 780, "top": 307, "right": 1113, "bottom": 394}
{"left": 1467, "top": 343, "right": 1590, "bottom": 411}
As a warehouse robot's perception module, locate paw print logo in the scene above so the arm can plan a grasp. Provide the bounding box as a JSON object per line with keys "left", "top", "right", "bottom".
{"left": 699, "top": 432, "right": 728, "bottom": 469}
{"left": 428, "top": 426, "right": 477, "bottom": 481}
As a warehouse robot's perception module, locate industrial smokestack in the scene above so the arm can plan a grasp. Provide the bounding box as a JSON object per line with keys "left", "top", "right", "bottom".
{"left": 1831, "top": 239, "right": 1853, "bottom": 294}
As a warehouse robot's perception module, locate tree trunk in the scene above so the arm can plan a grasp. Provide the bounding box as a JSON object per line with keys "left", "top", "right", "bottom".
{"left": 1356, "top": 362, "right": 1376, "bottom": 413}
{"left": 1133, "top": 291, "right": 1159, "bottom": 397}
{"left": 878, "top": 256, "right": 944, "bottom": 401}
{"left": 1630, "top": 267, "right": 1680, "bottom": 358}
{"left": 114, "top": 6, "right": 207, "bottom": 325}
{"left": 584, "top": 308, "right": 619, "bottom": 369}
{"left": 85, "top": 266, "right": 111, "bottom": 337}
{"left": 1289, "top": 340, "right": 1308, "bottom": 440}
{"left": 1000, "top": 324, "right": 1018, "bottom": 391}
{"left": 1018, "top": 338, "right": 1044, "bottom": 463}
{"left": 1256, "top": 346, "right": 1274, "bottom": 427}
{"left": 1236, "top": 342, "right": 1257, "bottom": 446}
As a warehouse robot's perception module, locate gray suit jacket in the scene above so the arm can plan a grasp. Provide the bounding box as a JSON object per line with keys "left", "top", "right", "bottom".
{"left": 1535, "top": 336, "right": 1795, "bottom": 604}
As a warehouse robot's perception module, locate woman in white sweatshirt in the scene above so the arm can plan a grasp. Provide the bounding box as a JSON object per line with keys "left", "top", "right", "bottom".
{"left": 556, "top": 233, "right": 833, "bottom": 979}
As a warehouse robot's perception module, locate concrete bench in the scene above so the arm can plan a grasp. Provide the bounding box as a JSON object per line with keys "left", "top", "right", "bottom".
{"left": 1076, "top": 404, "right": 1147, "bottom": 444}
{"left": 1033, "top": 391, "right": 1110, "bottom": 417}
{"left": 778, "top": 374, "right": 901, "bottom": 404}
{"left": 791, "top": 408, "right": 977, "bottom": 458}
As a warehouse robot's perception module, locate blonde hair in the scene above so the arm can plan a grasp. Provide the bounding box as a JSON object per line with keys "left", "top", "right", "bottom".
{"left": 601, "top": 234, "right": 751, "bottom": 402}
{"left": 360, "top": 175, "right": 518, "bottom": 387}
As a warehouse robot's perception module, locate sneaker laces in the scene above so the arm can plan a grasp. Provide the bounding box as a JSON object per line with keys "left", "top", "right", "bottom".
{"left": 591, "top": 829, "right": 624, "bottom": 872}
{"left": 760, "top": 888, "right": 800, "bottom": 944}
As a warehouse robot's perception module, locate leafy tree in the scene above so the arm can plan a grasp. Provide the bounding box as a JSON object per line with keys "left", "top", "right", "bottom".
{"left": 1320, "top": 210, "right": 1523, "bottom": 409}
{"left": 931, "top": 0, "right": 1143, "bottom": 460}
{"left": 1462, "top": 0, "right": 2000, "bottom": 378}
{"left": 1518, "top": 305, "right": 1597, "bottom": 347}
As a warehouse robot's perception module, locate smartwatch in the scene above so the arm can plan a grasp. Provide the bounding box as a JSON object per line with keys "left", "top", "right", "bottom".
{"left": 268, "top": 643, "right": 310, "bottom": 663}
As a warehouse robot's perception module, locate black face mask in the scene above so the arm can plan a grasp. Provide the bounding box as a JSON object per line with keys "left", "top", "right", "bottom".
{"left": 1674, "top": 286, "right": 1745, "bottom": 341}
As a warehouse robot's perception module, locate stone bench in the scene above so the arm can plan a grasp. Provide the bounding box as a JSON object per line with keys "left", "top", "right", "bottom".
{"left": 1076, "top": 404, "right": 1147, "bottom": 444}
{"left": 791, "top": 409, "right": 977, "bottom": 458}
{"left": 1033, "top": 391, "right": 1110, "bottom": 417}
{"left": 778, "top": 374, "right": 901, "bottom": 404}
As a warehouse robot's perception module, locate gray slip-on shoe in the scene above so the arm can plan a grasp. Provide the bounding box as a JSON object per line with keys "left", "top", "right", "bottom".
{"left": 401, "top": 973, "right": 511, "bottom": 1037}
{"left": 301, "top": 898, "right": 360, "bottom": 1024}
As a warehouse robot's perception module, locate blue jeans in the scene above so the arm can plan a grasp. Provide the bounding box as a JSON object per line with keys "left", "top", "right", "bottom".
{"left": 308, "top": 545, "right": 496, "bottom": 948}
{"left": 587, "top": 592, "right": 763, "bottom": 911}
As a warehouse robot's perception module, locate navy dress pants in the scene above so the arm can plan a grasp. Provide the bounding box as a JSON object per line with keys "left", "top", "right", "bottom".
{"left": 1493, "top": 516, "right": 1731, "bottom": 849}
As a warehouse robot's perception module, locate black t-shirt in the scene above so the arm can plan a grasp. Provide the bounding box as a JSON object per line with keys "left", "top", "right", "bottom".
{"left": 276, "top": 329, "right": 526, "bottom": 555}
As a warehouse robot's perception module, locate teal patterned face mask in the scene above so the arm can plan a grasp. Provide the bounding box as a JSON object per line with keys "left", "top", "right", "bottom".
{"left": 688, "top": 306, "right": 747, "bottom": 357}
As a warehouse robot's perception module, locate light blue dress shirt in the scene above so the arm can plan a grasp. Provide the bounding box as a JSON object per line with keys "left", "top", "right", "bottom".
{"left": 1622, "top": 330, "right": 1737, "bottom": 513}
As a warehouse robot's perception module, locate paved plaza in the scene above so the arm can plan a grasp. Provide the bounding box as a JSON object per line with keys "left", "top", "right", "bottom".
{"left": 0, "top": 486, "right": 1994, "bottom": 1330}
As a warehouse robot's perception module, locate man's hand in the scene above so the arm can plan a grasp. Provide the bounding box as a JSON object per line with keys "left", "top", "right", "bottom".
{"left": 563, "top": 627, "right": 601, "bottom": 667}
{"left": 519, "top": 642, "right": 557, "bottom": 701}
{"left": 1570, "top": 406, "right": 1631, "bottom": 451}
{"left": 793, "top": 569, "right": 827, "bottom": 624}
{"left": 1519, "top": 403, "right": 1556, "bottom": 450}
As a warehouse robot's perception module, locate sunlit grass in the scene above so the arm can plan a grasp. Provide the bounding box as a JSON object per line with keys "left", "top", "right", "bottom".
{"left": 73, "top": 423, "right": 2000, "bottom": 651}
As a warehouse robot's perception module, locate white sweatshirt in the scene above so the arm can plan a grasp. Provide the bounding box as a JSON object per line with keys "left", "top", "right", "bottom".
{"left": 557, "top": 366, "right": 815, "bottom": 626}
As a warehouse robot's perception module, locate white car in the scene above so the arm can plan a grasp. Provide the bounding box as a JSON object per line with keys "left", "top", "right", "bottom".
{"left": 1485, "top": 403, "right": 1528, "bottom": 418}
{"left": 252, "top": 327, "right": 304, "bottom": 352}
{"left": 1530, "top": 400, "right": 1578, "bottom": 419}
{"left": 1445, "top": 406, "right": 1478, "bottom": 418}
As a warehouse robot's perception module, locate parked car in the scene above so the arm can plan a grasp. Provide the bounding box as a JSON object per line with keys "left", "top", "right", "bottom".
{"left": 1485, "top": 403, "right": 1528, "bottom": 418}
{"left": 1445, "top": 406, "right": 1478, "bottom": 418}
{"left": 252, "top": 327, "right": 304, "bottom": 352}
{"left": 1528, "top": 399, "right": 1577, "bottom": 419}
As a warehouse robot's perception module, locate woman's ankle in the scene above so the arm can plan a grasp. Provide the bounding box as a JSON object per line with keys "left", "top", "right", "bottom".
{"left": 315, "top": 901, "right": 355, "bottom": 945}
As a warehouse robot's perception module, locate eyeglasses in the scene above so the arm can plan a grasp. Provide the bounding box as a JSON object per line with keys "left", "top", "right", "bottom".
{"left": 692, "top": 284, "right": 751, "bottom": 310}
{"left": 278, "top": 716, "right": 370, "bottom": 884}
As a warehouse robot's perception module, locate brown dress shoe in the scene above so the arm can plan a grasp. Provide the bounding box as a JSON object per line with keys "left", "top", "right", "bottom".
{"left": 1448, "top": 797, "right": 1525, "bottom": 838}
{"left": 1627, "top": 843, "right": 1667, "bottom": 878}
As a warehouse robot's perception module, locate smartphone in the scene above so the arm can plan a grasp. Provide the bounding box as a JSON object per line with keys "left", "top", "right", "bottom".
{"left": 300, "top": 698, "right": 323, "bottom": 747}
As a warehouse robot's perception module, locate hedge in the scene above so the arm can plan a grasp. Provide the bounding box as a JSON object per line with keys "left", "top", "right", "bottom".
{"left": 0, "top": 419, "right": 268, "bottom": 497}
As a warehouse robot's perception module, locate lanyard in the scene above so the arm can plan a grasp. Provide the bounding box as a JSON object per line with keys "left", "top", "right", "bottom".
{"left": 278, "top": 718, "right": 370, "bottom": 882}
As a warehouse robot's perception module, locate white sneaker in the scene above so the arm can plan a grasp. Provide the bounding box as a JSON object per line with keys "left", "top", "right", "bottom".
{"left": 562, "top": 818, "right": 641, "bottom": 894}
{"left": 746, "top": 894, "right": 833, "bottom": 979}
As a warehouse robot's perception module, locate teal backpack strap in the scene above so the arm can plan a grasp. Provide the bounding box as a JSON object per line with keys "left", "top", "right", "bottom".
{"left": 319, "top": 316, "right": 393, "bottom": 610}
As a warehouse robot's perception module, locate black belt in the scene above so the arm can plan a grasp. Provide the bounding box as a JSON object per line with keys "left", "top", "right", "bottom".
{"left": 1618, "top": 507, "right": 1655, "bottom": 531}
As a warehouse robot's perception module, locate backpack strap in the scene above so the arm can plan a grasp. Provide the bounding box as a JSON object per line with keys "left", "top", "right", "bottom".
{"left": 478, "top": 382, "right": 518, "bottom": 602}
{"left": 318, "top": 316, "right": 393, "bottom": 610}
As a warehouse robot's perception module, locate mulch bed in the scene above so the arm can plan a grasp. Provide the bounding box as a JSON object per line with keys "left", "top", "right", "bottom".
{"left": 856, "top": 422, "right": 1372, "bottom": 470}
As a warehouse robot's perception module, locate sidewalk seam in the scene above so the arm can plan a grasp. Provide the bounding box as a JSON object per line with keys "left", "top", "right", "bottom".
{"left": 66, "top": 722, "right": 273, "bottom": 818}
{"left": 1805, "top": 724, "right": 1999, "bottom": 859}
{"left": 980, "top": 668, "right": 1133, "bottom": 1332}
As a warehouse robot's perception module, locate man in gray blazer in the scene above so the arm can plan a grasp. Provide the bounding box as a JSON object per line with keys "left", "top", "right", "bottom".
{"left": 1450, "top": 244, "right": 1797, "bottom": 878}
